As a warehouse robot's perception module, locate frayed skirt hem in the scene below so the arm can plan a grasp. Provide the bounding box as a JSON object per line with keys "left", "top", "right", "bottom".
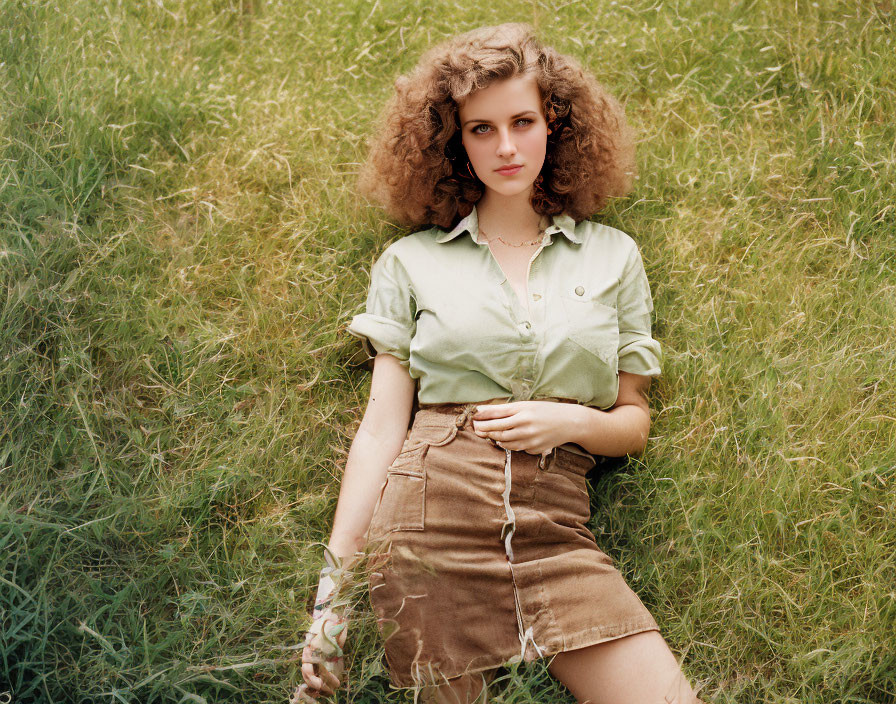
{"left": 382, "top": 620, "right": 662, "bottom": 690}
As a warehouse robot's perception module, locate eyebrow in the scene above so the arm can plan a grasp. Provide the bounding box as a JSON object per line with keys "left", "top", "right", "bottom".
{"left": 462, "top": 110, "right": 538, "bottom": 127}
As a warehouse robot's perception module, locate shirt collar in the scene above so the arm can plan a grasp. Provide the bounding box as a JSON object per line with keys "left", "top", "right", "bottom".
{"left": 434, "top": 204, "right": 582, "bottom": 245}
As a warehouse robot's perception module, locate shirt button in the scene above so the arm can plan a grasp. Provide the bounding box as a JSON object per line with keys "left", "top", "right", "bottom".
{"left": 575, "top": 285, "right": 585, "bottom": 296}
{"left": 522, "top": 321, "right": 532, "bottom": 330}
{"left": 532, "top": 293, "right": 541, "bottom": 301}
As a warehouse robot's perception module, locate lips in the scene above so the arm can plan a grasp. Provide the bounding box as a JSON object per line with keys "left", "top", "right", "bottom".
{"left": 495, "top": 164, "right": 523, "bottom": 175}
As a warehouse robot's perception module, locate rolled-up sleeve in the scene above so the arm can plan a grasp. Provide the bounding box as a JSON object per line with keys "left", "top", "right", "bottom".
{"left": 346, "top": 246, "right": 416, "bottom": 369}
{"left": 616, "top": 244, "right": 662, "bottom": 376}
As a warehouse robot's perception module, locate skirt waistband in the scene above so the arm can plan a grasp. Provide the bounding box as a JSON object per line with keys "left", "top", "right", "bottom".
{"left": 415, "top": 402, "right": 481, "bottom": 431}
{"left": 415, "top": 400, "right": 597, "bottom": 466}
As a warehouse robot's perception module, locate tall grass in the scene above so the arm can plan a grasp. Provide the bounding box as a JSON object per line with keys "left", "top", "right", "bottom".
{"left": 1, "top": 0, "right": 893, "bottom": 701}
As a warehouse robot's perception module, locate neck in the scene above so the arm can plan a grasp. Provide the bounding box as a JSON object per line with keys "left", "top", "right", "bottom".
{"left": 476, "top": 188, "right": 543, "bottom": 244}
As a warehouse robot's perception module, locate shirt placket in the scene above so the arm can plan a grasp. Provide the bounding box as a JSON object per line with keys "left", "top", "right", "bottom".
{"left": 508, "top": 237, "right": 548, "bottom": 402}
{"left": 471, "top": 222, "right": 556, "bottom": 402}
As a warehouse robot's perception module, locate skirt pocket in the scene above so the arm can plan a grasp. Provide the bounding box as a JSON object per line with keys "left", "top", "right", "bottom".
{"left": 549, "top": 447, "right": 597, "bottom": 478}
{"left": 538, "top": 449, "right": 596, "bottom": 528}
{"left": 375, "top": 445, "right": 428, "bottom": 534}
{"left": 367, "top": 422, "right": 459, "bottom": 540}
{"left": 405, "top": 422, "right": 459, "bottom": 449}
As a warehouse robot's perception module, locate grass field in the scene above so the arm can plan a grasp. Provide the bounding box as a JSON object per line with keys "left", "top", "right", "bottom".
{"left": 1, "top": 0, "right": 894, "bottom": 702}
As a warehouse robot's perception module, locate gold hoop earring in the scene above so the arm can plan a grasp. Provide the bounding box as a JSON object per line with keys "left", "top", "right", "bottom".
{"left": 466, "top": 161, "right": 476, "bottom": 179}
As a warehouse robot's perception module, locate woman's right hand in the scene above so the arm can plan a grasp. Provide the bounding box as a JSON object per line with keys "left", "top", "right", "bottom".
{"left": 291, "top": 608, "right": 349, "bottom": 703}
{"left": 291, "top": 540, "right": 358, "bottom": 702}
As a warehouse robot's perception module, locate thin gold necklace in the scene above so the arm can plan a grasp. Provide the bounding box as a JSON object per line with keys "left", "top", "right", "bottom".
{"left": 478, "top": 225, "right": 545, "bottom": 248}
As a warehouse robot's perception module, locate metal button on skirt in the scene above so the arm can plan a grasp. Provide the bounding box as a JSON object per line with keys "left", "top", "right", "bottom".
{"left": 361, "top": 402, "right": 661, "bottom": 690}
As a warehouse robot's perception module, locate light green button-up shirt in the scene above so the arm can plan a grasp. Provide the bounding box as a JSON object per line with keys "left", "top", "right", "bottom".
{"left": 347, "top": 204, "right": 662, "bottom": 413}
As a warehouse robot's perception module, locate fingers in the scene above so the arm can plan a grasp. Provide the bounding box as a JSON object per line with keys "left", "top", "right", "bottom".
{"left": 472, "top": 415, "right": 516, "bottom": 432}
{"left": 474, "top": 425, "right": 525, "bottom": 444}
{"left": 319, "top": 662, "right": 342, "bottom": 692}
{"left": 301, "top": 662, "right": 326, "bottom": 694}
{"left": 301, "top": 645, "right": 339, "bottom": 695}
{"left": 299, "top": 589, "right": 351, "bottom": 701}
{"left": 301, "top": 660, "right": 340, "bottom": 696}
{"left": 302, "top": 635, "right": 346, "bottom": 697}
{"left": 471, "top": 413, "right": 505, "bottom": 441}
{"left": 482, "top": 432, "right": 550, "bottom": 453}
{"left": 472, "top": 402, "right": 518, "bottom": 419}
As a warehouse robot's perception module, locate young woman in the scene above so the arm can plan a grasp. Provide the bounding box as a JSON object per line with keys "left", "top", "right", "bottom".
{"left": 295, "top": 22, "right": 705, "bottom": 704}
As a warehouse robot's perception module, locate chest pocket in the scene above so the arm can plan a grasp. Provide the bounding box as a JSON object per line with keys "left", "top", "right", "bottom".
{"left": 560, "top": 281, "right": 619, "bottom": 367}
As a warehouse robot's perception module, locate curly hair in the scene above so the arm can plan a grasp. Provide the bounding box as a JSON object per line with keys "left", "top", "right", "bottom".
{"left": 356, "top": 22, "right": 637, "bottom": 230}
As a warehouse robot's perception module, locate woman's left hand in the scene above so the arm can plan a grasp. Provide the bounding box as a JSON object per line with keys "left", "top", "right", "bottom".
{"left": 471, "top": 401, "right": 578, "bottom": 454}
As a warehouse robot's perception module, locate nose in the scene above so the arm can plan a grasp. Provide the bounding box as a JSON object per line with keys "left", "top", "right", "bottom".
{"left": 496, "top": 127, "right": 517, "bottom": 158}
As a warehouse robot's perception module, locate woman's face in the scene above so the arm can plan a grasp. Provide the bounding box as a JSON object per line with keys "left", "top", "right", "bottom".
{"left": 458, "top": 74, "right": 548, "bottom": 200}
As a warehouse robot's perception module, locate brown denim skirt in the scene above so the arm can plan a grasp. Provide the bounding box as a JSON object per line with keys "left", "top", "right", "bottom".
{"left": 362, "top": 401, "right": 660, "bottom": 690}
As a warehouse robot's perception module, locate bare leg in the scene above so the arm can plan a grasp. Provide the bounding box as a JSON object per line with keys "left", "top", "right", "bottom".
{"left": 547, "top": 630, "right": 702, "bottom": 704}
{"left": 417, "top": 668, "right": 497, "bottom": 704}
